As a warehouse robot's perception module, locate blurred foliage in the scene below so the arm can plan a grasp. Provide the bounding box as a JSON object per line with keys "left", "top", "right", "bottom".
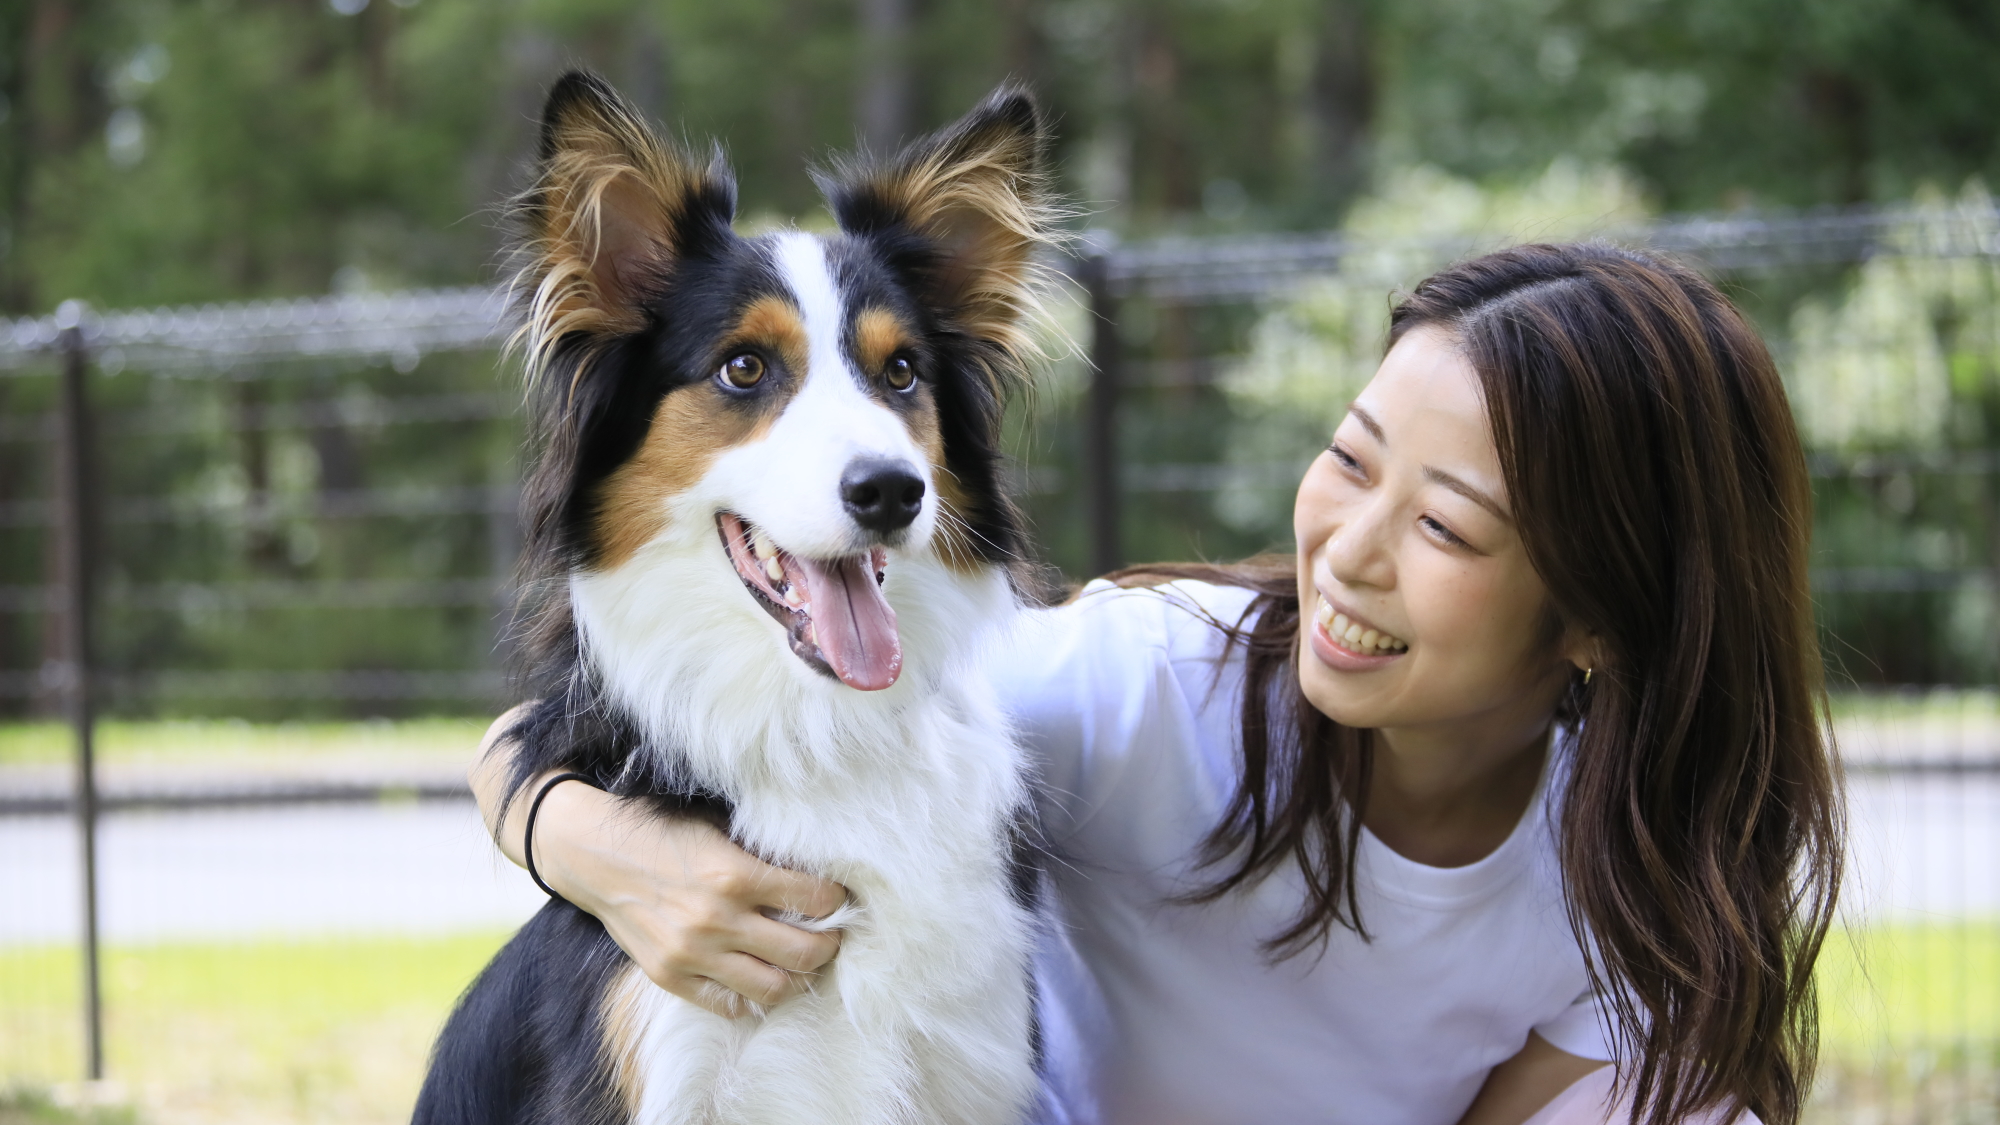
{"left": 4, "top": 0, "right": 2000, "bottom": 706}
{"left": 1216, "top": 159, "right": 1650, "bottom": 534}
{"left": 1790, "top": 185, "right": 2000, "bottom": 452}
{"left": 5, "top": 0, "right": 1999, "bottom": 315}
{"left": 0, "top": 349, "right": 519, "bottom": 718}
{"left": 1373, "top": 0, "right": 2000, "bottom": 211}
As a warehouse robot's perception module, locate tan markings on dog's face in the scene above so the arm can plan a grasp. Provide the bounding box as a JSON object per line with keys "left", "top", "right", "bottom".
{"left": 850, "top": 306, "right": 980, "bottom": 567}
{"left": 726, "top": 295, "right": 811, "bottom": 376}
{"left": 598, "top": 965, "right": 652, "bottom": 1117}
{"left": 591, "top": 297, "right": 809, "bottom": 568}
{"left": 593, "top": 387, "right": 784, "bottom": 570}
{"left": 838, "top": 99, "right": 1054, "bottom": 396}
{"left": 901, "top": 395, "right": 983, "bottom": 574}
{"left": 853, "top": 307, "right": 913, "bottom": 377}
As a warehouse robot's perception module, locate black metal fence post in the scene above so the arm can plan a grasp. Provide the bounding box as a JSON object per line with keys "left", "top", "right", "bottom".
{"left": 53, "top": 301, "right": 104, "bottom": 1082}
{"left": 1081, "top": 253, "right": 1121, "bottom": 576}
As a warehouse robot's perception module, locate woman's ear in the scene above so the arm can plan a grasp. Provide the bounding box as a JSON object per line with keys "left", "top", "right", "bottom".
{"left": 1559, "top": 625, "right": 1603, "bottom": 680}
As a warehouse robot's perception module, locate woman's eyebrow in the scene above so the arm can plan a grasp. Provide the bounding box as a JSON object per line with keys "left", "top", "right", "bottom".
{"left": 1346, "top": 403, "right": 1387, "bottom": 444}
{"left": 1423, "top": 466, "right": 1512, "bottom": 524}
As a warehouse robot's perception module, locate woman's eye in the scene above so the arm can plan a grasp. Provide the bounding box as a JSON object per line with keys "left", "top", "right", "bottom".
{"left": 1420, "top": 515, "right": 1468, "bottom": 548}
{"left": 718, "top": 353, "right": 765, "bottom": 389}
{"left": 1327, "top": 443, "right": 1362, "bottom": 473}
{"left": 885, "top": 356, "right": 916, "bottom": 391}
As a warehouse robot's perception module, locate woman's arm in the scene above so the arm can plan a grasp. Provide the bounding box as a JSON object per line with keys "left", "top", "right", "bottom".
{"left": 472, "top": 707, "right": 848, "bottom": 1019}
{"left": 1455, "top": 1032, "right": 1609, "bottom": 1125}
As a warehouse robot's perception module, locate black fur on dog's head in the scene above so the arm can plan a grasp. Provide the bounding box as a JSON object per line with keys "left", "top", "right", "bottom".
{"left": 500, "top": 72, "right": 1064, "bottom": 723}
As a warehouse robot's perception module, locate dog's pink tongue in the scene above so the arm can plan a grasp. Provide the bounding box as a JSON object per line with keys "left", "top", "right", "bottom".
{"left": 795, "top": 554, "right": 901, "bottom": 691}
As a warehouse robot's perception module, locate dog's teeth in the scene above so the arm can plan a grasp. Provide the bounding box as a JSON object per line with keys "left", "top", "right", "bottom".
{"left": 785, "top": 586, "right": 803, "bottom": 606}
{"left": 752, "top": 527, "right": 776, "bottom": 560}
{"left": 764, "top": 556, "right": 784, "bottom": 584}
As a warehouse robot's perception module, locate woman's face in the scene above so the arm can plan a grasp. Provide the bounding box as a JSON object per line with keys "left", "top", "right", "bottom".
{"left": 1294, "top": 326, "right": 1587, "bottom": 743}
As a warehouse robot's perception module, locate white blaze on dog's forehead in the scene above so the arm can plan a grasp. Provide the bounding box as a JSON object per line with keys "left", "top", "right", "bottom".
{"left": 772, "top": 231, "right": 846, "bottom": 367}
{"left": 761, "top": 232, "right": 925, "bottom": 469}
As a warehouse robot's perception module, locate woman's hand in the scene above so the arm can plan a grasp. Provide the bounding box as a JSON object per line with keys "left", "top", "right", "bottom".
{"left": 472, "top": 707, "right": 848, "bottom": 1019}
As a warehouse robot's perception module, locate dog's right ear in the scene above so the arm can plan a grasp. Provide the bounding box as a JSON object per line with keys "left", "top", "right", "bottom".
{"left": 515, "top": 71, "right": 736, "bottom": 380}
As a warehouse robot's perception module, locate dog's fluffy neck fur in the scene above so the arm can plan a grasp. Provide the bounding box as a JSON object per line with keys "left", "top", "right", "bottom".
{"left": 574, "top": 532, "right": 1036, "bottom": 1125}
{"left": 571, "top": 534, "right": 1025, "bottom": 843}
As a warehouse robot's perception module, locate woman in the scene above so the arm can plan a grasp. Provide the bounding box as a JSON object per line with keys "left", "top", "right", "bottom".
{"left": 474, "top": 244, "right": 1842, "bottom": 1124}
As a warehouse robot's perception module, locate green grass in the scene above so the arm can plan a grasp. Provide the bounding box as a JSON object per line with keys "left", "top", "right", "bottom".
{"left": 1817, "top": 920, "right": 2000, "bottom": 1051}
{"left": 0, "top": 719, "right": 490, "bottom": 769}
{"left": 0, "top": 697, "right": 1980, "bottom": 772}
{"left": 1, "top": 934, "right": 510, "bottom": 1125}
{"left": 1824, "top": 687, "right": 2000, "bottom": 726}
{"left": 0, "top": 1087, "right": 136, "bottom": 1125}
{"left": 3, "top": 923, "right": 1994, "bottom": 1124}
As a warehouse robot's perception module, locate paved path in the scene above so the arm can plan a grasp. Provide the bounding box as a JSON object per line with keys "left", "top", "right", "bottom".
{"left": 2, "top": 802, "right": 545, "bottom": 944}
{"left": 2, "top": 772, "right": 1993, "bottom": 945}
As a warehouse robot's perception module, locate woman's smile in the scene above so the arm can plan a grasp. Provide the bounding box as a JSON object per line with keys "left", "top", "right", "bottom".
{"left": 1308, "top": 593, "right": 1408, "bottom": 669}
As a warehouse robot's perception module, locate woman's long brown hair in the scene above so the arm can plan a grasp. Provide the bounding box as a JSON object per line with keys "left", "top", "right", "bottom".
{"left": 1118, "top": 244, "right": 1843, "bottom": 1125}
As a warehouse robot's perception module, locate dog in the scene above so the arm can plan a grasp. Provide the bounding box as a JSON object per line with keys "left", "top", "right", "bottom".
{"left": 411, "top": 71, "right": 1061, "bottom": 1125}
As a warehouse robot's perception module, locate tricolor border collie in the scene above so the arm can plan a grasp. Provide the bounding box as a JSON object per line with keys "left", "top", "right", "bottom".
{"left": 412, "top": 73, "right": 1061, "bottom": 1125}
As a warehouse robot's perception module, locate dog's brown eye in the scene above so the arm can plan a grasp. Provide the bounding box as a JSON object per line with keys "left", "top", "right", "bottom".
{"left": 718, "top": 354, "right": 765, "bottom": 389}
{"left": 885, "top": 356, "right": 915, "bottom": 391}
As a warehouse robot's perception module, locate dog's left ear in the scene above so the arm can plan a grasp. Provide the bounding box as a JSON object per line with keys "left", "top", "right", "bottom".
{"left": 514, "top": 71, "right": 736, "bottom": 383}
{"left": 822, "top": 85, "right": 1057, "bottom": 350}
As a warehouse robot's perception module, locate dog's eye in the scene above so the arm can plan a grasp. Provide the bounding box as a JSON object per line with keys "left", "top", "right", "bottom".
{"left": 718, "top": 354, "right": 765, "bottom": 389}
{"left": 885, "top": 356, "right": 916, "bottom": 392}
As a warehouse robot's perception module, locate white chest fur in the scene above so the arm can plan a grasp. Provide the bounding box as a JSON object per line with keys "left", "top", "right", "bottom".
{"left": 571, "top": 541, "right": 1039, "bottom": 1125}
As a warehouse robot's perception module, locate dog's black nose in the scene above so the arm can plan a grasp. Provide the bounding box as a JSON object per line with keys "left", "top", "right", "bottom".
{"left": 841, "top": 459, "right": 925, "bottom": 534}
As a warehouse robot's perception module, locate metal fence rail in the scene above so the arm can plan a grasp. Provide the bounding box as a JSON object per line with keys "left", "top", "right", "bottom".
{"left": 0, "top": 288, "right": 506, "bottom": 374}
{"left": 1098, "top": 203, "right": 2000, "bottom": 302}
{"left": 6, "top": 203, "right": 1997, "bottom": 370}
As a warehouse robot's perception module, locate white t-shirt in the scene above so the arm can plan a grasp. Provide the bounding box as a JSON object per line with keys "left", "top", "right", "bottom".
{"left": 995, "top": 580, "right": 1616, "bottom": 1125}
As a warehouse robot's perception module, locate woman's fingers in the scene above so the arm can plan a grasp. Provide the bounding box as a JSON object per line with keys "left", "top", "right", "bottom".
{"left": 713, "top": 950, "right": 815, "bottom": 1007}
{"left": 745, "top": 859, "right": 849, "bottom": 923}
{"left": 739, "top": 912, "right": 842, "bottom": 974}
{"left": 651, "top": 952, "right": 814, "bottom": 1019}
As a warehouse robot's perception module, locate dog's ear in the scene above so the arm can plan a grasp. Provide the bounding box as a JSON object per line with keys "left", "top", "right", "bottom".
{"left": 823, "top": 84, "right": 1059, "bottom": 353}
{"left": 515, "top": 71, "right": 735, "bottom": 378}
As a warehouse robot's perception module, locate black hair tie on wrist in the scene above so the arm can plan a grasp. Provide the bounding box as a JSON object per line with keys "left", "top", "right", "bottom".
{"left": 525, "top": 771, "right": 597, "bottom": 901}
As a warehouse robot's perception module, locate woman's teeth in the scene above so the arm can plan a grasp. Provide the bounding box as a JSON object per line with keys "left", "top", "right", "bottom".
{"left": 1315, "top": 597, "right": 1408, "bottom": 655}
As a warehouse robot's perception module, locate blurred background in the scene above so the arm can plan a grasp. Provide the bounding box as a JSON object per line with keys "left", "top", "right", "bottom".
{"left": 1, "top": 0, "right": 1997, "bottom": 1122}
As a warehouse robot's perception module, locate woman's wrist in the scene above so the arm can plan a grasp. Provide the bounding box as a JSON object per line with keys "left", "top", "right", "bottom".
{"left": 526, "top": 778, "right": 619, "bottom": 912}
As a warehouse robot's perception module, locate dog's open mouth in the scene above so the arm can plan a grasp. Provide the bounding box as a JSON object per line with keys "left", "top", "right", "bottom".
{"left": 716, "top": 512, "right": 902, "bottom": 691}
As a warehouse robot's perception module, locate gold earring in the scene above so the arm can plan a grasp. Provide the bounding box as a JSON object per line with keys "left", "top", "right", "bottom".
{"left": 1584, "top": 666, "right": 1593, "bottom": 685}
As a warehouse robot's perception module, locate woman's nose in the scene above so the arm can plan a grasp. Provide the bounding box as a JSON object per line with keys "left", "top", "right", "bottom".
{"left": 1322, "top": 500, "right": 1397, "bottom": 590}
